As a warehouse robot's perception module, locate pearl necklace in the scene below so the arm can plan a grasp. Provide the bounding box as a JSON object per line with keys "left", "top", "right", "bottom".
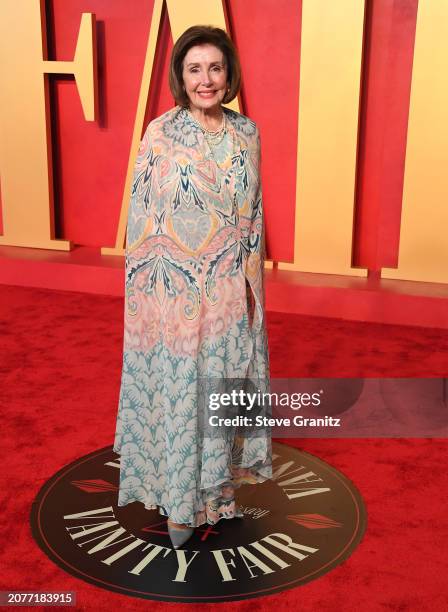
{"left": 187, "top": 109, "right": 227, "bottom": 146}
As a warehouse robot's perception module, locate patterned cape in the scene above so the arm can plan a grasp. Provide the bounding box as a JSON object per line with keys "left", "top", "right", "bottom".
{"left": 113, "top": 105, "right": 272, "bottom": 527}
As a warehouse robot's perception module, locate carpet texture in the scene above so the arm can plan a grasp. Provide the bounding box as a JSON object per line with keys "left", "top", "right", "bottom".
{"left": 1, "top": 284, "right": 447, "bottom": 611}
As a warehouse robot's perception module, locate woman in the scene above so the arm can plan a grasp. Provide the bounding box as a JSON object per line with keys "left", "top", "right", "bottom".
{"left": 113, "top": 25, "right": 272, "bottom": 549}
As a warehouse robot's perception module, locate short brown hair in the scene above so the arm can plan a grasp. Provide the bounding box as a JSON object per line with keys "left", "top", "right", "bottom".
{"left": 169, "top": 25, "right": 241, "bottom": 107}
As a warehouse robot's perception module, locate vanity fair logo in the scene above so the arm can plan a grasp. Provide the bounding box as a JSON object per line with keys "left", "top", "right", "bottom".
{"left": 30, "top": 443, "right": 366, "bottom": 602}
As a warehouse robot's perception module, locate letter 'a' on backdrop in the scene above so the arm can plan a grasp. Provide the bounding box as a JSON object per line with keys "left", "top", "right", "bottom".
{"left": 102, "top": 0, "right": 238, "bottom": 258}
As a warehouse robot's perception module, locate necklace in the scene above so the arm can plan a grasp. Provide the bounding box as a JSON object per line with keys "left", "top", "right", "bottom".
{"left": 187, "top": 109, "right": 227, "bottom": 146}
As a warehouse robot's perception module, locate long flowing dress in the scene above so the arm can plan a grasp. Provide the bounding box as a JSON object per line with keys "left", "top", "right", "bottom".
{"left": 113, "top": 104, "right": 272, "bottom": 528}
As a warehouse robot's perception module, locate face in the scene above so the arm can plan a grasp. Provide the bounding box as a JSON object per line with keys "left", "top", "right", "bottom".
{"left": 182, "top": 43, "right": 228, "bottom": 113}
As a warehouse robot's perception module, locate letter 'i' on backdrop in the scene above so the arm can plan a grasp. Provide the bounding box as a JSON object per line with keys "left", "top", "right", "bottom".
{"left": 381, "top": 0, "right": 448, "bottom": 284}
{"left": 0, "top": 0, "right": 98, "bottom": 250}
{"left": 277, "top": 0, "right": 367, "bottom": 277}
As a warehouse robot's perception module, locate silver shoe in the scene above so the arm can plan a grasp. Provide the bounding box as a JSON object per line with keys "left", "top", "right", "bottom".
{"left": 234, "top": 504, "right": 244, "bottom": 518}
{"left": 224, "top": 496, "right": 244, "bottom": 518}
{"left": 167, "top": 522, "right": 194, "bottom": 549}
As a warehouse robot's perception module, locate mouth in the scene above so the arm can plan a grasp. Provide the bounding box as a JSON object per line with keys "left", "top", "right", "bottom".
{"left": 197, "top": 90, "right": 216, "bottom": 97}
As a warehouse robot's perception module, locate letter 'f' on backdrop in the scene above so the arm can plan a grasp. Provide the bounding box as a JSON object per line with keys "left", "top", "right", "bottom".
{"left": 0, "top": 0, "right": 98, "bottom": 250}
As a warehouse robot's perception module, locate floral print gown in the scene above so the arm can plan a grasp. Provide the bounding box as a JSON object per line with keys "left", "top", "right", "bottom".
{"left": 113, "top": 105, "right": 272, "bottom": 528}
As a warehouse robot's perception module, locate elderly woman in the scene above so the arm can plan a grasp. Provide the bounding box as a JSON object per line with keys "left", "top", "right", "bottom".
{"left": 113, "top": 25, "right": 272, "bottom": 549}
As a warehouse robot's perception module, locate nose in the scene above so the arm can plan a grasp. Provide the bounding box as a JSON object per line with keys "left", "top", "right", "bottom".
{"left": 200, "top": 71, "right": 212, "bottom": 85}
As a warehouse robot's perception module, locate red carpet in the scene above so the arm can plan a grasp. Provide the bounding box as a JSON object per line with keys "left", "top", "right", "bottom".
{"left": 1, "top": 284, "right": 447, "bottom": 611}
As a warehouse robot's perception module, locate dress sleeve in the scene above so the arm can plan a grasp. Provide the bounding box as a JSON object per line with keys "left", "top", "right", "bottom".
{"left": 245, "top": 126, "right": 266, "bottom": 335}
{"left": 125, "top": 123, "right": 157, "bottom": 255}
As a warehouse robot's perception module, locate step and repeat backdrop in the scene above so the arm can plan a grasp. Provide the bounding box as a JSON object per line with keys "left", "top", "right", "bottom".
{"left": 1, "top": 0, "right": 447, "bottom": 284}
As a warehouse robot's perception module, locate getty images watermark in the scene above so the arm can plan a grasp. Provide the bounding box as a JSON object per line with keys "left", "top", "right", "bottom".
{"left": 207, "top": 387, "right": 342, "bottom": 429}
{"left": 198, "top": 378, "right": 448, "bottom": 438}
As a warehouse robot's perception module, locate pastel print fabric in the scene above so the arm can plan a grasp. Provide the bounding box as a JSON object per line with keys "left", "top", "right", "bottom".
{"left": 113, "top": 105, "right": 272, "bottom": 528}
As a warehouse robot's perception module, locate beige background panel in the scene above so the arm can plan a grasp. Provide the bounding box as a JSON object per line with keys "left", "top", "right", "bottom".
{"left": 382, "top": 0, "right": 448, "bottom": 283}
{"left": 279, "top": 0, "right": 367, "bottom": 276}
